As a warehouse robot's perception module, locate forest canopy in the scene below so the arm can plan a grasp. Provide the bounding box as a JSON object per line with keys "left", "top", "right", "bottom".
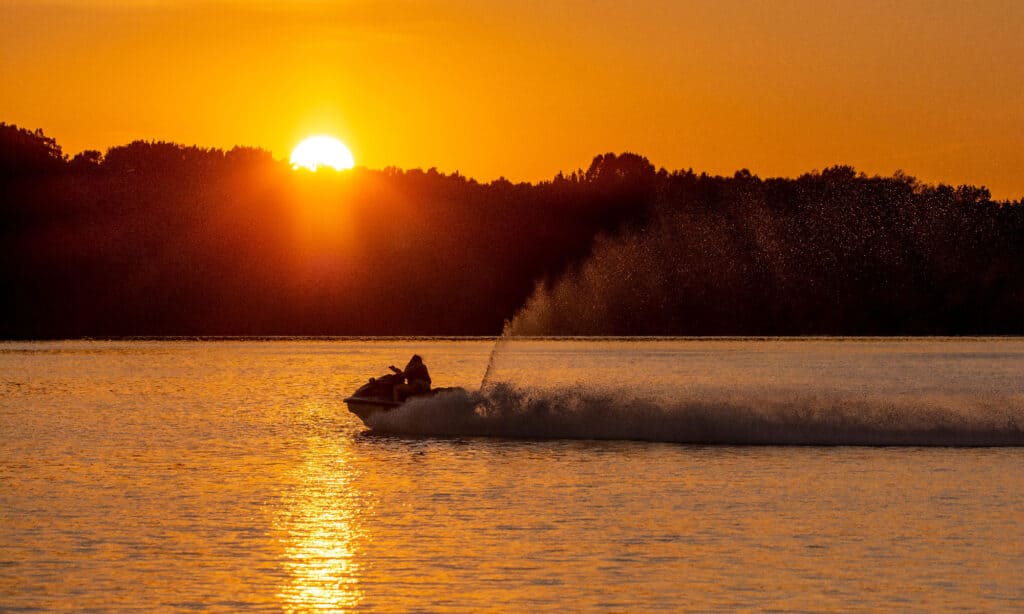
{"left": 2, "top": 123, "right": 1023, "bottom": 337}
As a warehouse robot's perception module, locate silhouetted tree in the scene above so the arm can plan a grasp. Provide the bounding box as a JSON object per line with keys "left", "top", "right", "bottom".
{"left": 2, "top": 123, "right": 1023, "bottom": 337}
{"left": 0, "top": 123, "right": 64, "bottom": 174}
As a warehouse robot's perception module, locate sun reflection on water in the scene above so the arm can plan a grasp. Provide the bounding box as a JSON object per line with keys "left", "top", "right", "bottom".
{"left": 275, "top": 435, "right": 369, "bottom": 612}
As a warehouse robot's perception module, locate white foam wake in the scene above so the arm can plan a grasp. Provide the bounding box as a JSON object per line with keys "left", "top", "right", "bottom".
{"left": 363, "top": 383, "right": 1024, "bottom": 446}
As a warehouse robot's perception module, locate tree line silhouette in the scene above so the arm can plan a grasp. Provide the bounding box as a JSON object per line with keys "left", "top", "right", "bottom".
{"left": 2, "top": 122, "right": 1023, "bottom": 337}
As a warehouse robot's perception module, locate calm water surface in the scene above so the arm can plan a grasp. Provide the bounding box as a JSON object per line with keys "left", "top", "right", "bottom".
{"left": 1, "top": 339, "right": 1022, "bottom": 610}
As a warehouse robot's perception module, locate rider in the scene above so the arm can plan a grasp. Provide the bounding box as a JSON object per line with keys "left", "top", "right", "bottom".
{"left": 390, "top": 354, "right": 432, "bottom": 402}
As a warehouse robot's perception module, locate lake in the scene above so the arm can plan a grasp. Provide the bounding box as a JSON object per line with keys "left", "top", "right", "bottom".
{"left": 2, "top": 338, "right": 1022, "bottom": 610}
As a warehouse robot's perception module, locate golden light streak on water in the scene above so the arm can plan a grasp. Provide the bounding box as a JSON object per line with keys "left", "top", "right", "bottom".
{"left": 275, "top": 425, "right": 368, "bottom": 612}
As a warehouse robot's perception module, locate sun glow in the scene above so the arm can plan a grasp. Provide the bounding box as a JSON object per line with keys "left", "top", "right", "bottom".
{"left": 290, "top": 136, "right": 355, "bottom": 171}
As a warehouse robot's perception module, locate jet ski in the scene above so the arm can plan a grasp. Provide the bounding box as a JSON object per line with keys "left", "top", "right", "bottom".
{"left": 343, "top": 372, "right": 460, "bottom": 424}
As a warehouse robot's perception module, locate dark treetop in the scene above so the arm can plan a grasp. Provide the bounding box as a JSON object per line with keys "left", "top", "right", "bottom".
{"left": 3, "top": 123, "right": 1023, "bottom": 337}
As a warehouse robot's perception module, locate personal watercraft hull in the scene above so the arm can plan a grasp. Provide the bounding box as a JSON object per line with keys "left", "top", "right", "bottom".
{"left": 344, "top": 378, "right": 464, "bottom": 426}
{"left": 343, "top": 396, "right": 402, "bottom": 422}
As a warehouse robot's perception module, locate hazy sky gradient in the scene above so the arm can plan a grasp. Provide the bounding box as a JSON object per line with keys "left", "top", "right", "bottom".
{"left": 2, "top": 0, "right": 1022, "bottom": 196}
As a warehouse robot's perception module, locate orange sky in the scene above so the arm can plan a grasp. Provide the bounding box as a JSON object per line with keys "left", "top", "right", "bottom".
{"left": 2, "top": 0, "right": 1022, "bottom": 197}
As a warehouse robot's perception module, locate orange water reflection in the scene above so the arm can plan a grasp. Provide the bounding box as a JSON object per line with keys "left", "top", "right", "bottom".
{"left": 275, "top": 432, "right": 369, "bottom": 611}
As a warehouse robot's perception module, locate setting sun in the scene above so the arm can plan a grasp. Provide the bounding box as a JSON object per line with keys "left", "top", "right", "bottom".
{"left": 290, "top": 136, "right": 355, "bottom": 172}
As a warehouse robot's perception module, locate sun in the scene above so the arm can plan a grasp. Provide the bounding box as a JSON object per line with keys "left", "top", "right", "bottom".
{"left": 290, "top": 136, "right": 355, "bottom": 171}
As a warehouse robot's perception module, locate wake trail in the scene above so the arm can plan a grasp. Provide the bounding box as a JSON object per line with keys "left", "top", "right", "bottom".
{"left": 364, "top": 383, "right": 1024, "bottom": 446}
